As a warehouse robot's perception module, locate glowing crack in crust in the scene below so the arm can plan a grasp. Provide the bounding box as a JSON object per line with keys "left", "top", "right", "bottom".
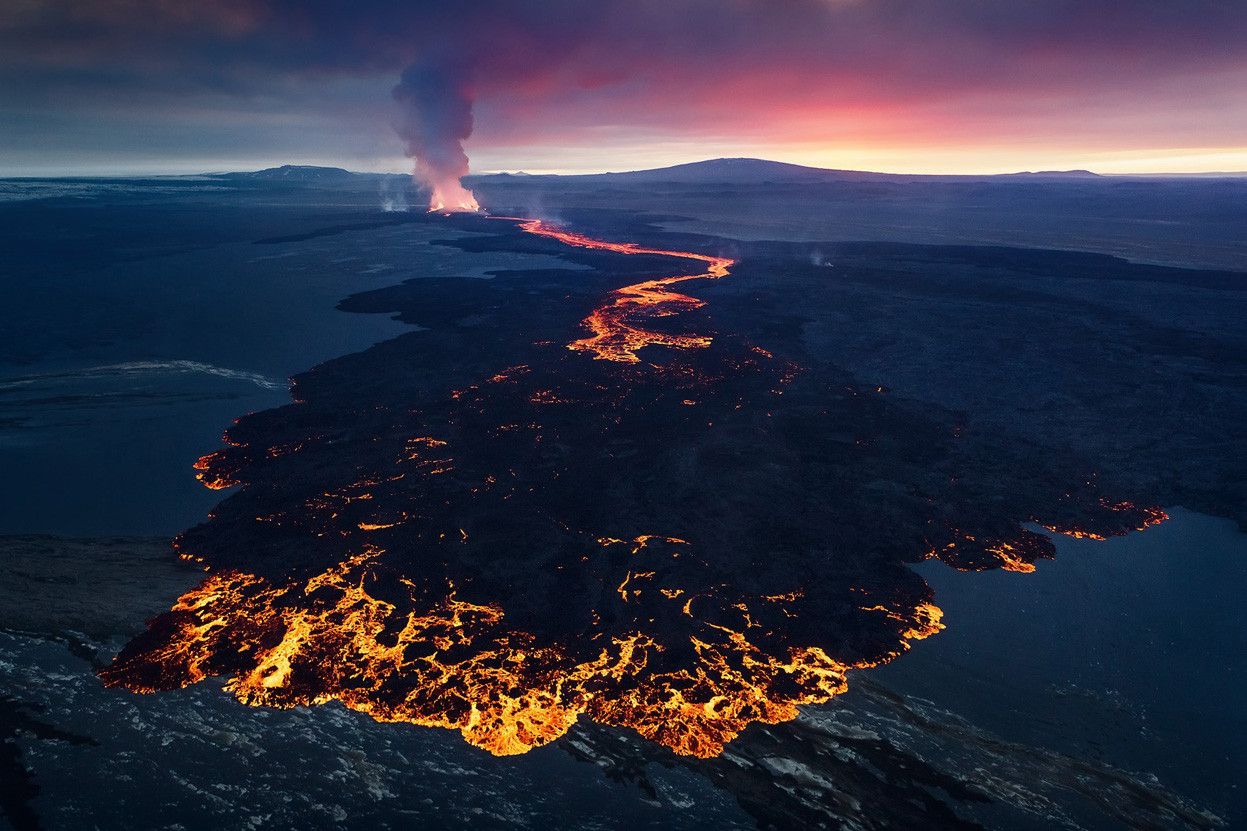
{"left": 102, "top": 216, "right": 1169, "bottom": 758}
{"left": 102, "top": 543, "right": 930, "bottom": 758}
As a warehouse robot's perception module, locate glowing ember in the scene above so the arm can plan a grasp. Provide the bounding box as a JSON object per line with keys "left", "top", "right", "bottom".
{"left": 1040, "top": 501, "right": 1169, "bottom": 540}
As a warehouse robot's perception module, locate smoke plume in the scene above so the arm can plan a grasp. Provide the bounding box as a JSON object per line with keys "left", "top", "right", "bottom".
{"left": 393, "top": 58, "right": 479, "bottom": 212}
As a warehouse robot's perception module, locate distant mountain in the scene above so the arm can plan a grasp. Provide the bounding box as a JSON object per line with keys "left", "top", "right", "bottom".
{"left": 523, "top": 158, "right": 895, "bottom": 184}
{"left": 218, "top": 165, "right": 371, "bottom": 182}
{"left": 472, "top": 158, "right": 1112, "bottom": 185}
{"left": 1000, "top": 169, "right": 1101, "bottom": 178}
{"left": 194, "top": 160, "right": 1247, "bottom": 187}
{"left": 209, "top": 160, "right": 1240, "bottom": 188}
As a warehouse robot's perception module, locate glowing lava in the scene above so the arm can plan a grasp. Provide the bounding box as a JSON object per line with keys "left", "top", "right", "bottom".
{"left": 513, "top": 219, "right": 734, "bottom": 363}
{"left": 101, "top": 536, "right": 946, "bottom": 758}
{"left": 1040, "top": 499, "right": 1169, "bottom": 540}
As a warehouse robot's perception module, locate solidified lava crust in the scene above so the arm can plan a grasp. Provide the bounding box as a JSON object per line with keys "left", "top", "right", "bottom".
{"left": 101, "top": 215, "right": 1166, "bottom": 757}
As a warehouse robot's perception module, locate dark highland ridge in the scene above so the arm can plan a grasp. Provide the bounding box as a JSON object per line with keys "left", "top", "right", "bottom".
{"left": 221, "top": 164, "right": 357, "bottom": 181}
{"left": 470, "top": 157, "right": 1108, "bottom": 184}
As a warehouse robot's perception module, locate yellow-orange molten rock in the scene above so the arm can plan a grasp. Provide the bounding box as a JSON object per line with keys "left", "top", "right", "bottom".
{"left": 101, "top": 539, "right": 946, "bottom": 757}
{"left": 517, "top": 219, "right": 734, "bottom": 363}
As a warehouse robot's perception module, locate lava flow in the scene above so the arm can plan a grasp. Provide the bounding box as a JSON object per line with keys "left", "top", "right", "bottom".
{"left": 102, "top": 214, "right": 1169, "bottom": 761}
{"left": 514, "top": 219, "right": 734, "bottom": 363}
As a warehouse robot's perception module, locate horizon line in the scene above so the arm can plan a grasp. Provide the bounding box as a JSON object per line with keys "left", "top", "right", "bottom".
{"left": 3, "top": 156, "right": 1247, "bottom": 179}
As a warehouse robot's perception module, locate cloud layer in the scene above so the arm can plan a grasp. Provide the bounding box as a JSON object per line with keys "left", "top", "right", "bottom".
{"left": 2, "top": 1, "right": 1245, "bottom": 173}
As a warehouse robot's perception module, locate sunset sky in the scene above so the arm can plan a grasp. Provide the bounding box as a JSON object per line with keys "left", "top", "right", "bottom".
{"left": 2, "top": 0, "right": 1246, "bottom": 176}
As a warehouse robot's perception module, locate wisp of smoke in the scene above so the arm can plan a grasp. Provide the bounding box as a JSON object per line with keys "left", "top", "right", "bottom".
{"left": 378, "top": 177, "right": 409, "bottom": 213}
{"left": 393, "top": 58, "right": 480, "bottom": 212}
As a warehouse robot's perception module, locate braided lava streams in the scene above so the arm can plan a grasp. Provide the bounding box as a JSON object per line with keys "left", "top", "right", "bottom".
{"left": 101, "top": 216, "right": 1168, "bottom": 759}
{"left": 514, "top": 219, "right": 734, "bottom": 363}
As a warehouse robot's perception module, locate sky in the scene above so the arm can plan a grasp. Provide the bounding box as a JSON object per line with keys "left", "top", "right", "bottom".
{"left": 2, "top": 0, "right": 1246, "bottom": 177}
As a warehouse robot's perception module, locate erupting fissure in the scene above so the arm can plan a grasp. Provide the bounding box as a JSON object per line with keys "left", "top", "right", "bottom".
{"left": 427, "top": 178, "right": 480, "bottom": 214}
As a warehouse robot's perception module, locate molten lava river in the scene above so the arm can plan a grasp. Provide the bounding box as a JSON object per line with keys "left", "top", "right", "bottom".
{"left": 102, "top": 215, "right": 1167, "bottom": 758}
